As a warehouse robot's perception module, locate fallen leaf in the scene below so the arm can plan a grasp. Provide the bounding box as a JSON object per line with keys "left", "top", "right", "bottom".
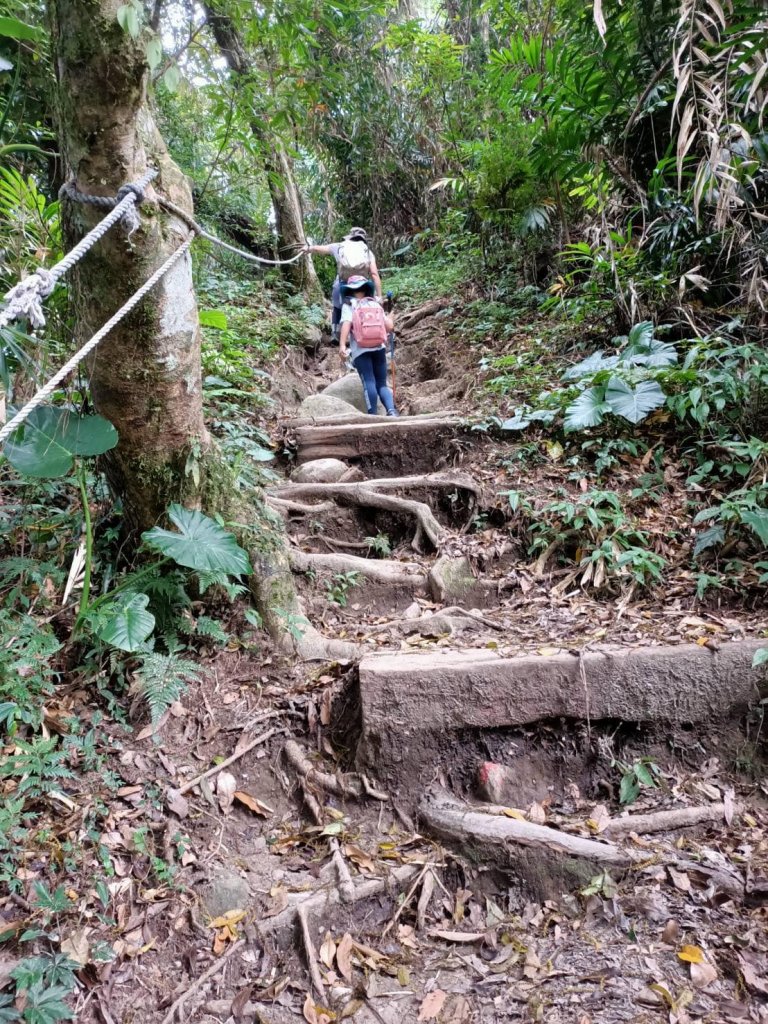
{"left": 165, "top": 788, "right": 189, "bottom": 818}
{"left": 320, "top": 932, "right": 336, "bottom": 970}
{"left": 738, "top": 956, "right": 768, "bottom": 995}
{"left": 668, "top": 867, "right": 692, "bottom": 893}
{"left": 233, "top": 791, "right": 273, "bottom": 817}
{"left": 526, "top": 801, "right": 547, "bottom": 824}
{"left": 690, "top": 960, "right": 718, "bottom": 989}
{"left": 341, "top": 999, "right": 364, "bottom": 1018}
{"left": 523, "top": 946, "right": 540, "bottom": 979}
{"left": 501, "top": 808, "right": 526, "bottom": 820}
{"left": 344, "top": 844, "right": 376, "bottom": 873}
{"left": 230, "top": 984, "right": 254, "bottom": 1022}
{"left": 429, "top": 930, "right": 484, "bottom": 943}
{"left": 60, "top": 927, "right": 91, "bottom": 966}
{"left": 418, "top": 990, "right": 446, "bottom": 1021}
{"left": 444, "top": 995, "right": 472, "bottom": 1023}
{"left": 216, "top": 771, "right": 237, "bottom": 813}
{"left": 586, "top": 803, "right": 610, "bottom": 833}
{"left": 537, "top": 646, "right": 559, "bottom": 656}
{"left": 398, "top": 924, "right": 418, "bottom": 949}
{"left": 678, "top": 944, "right": 704, "bottom": 964}
{"left": 209, "top": 909, "right": 246, "bottom": 930}
{"left": 723, "top": 787, "right": 735, "bottom": 826}
{"left": 303, "top": 993, "right": 319, "bottom": 1024}
{"left": 661, "top": 920, "right": 680, "bottom": 945}
{"left": 336, "top": 932, "right": 353, "bottom": 982}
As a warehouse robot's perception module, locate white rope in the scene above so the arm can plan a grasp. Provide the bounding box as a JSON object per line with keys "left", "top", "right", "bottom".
{"left": 0, "top": 234, "right": 193, "bottom": 445}
{"left": 157, "top": 196, "right": 307, "bottom": 266}
{"left": 0, "top": 169, "right": 157, "bottom": 332}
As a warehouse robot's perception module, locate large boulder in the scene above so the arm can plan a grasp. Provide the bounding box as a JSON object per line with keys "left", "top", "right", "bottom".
{"left": 291, "top": 458, "right": 349, "bottom": 484}
{"left": 297, "top": 394, "right": 360, "bottom": 419}
{"left": 322, "top": 372, "right": 381, "bottom": 415}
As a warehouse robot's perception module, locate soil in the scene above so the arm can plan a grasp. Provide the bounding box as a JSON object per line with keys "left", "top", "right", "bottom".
{"left": 3, "top": 300, "right": 767, "bottom": 1024}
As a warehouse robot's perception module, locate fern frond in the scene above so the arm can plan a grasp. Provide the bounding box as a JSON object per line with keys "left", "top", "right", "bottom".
{"left": 134, "top": 651, "right": 201, "bottom": 726}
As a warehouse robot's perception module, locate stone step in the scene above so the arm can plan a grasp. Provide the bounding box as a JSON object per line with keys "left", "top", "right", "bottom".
{"left": 355, "top": 641, "right": 766, "bottom": 783}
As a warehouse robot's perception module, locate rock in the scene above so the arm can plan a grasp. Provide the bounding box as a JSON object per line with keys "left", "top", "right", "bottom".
{"left": 301, "top": 324, "right": 323, "bottom": 350}
{"left": 200, "top": 870, "right": 250, "bottom": 920}
{"left": 297, "top": 394, "right": 361, "bottom": 419}
{"left": 322, "top": 372, "right": 381, "bottom": 415}
{"left": 476, "top": 760, "right": 552, "bottom": 808}
{"left": 291, "top": 458, "right": 349, "bottom": 483}
{"left": 428, "top": 555, "right": 478, "bottom": 604}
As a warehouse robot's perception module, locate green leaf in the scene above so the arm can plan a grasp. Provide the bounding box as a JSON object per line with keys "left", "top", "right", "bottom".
{"left": 96, "top": 593, "right": 155, "bottom": 653}
{"left": 142, "top": 505, "right": 252, "bottom": 576}
{"left": 3, "top": 407, "right": 118, "bottom": 478}
{"left": 626, "top": 321, "right": 655, "bottom": 349}
{"left": 248, "top": 445, "right": 274, "bottom": 462}
{"left": 619, "top": 773, "right": 640, "bottom": 805}
{"left": 633, "top": 761, "right": 657, "bottom": 788}
{"left": 604, "top": 377, "right": 666, "bottom": 424}
{"left": 564, "top": 387, "right": 608, "bottom": 431}
{"left": 162, "top": 64, "right": 182, "bottom": 93}
{"left": 752, "top": 648, "right": 768, "bottom": 668}
{"left": 693, "top": 524, "right": 724, "bottom": 556}
{"left": 117, "top": 3, "right": 140, "bottom": 37}
{"left": 562, "top": 351, "right": 618, "bottom": 380}
{"left": 0, "top": 15, "right": 43, "bottom": 40}
{"left": 198, "top": 309, "right": 228, "bottom": 330}
{"left": 741, "top": 510, "right": 768, "bottom": 547}
{"left": 146, "top": 35, "right": 163, "bottom": 70}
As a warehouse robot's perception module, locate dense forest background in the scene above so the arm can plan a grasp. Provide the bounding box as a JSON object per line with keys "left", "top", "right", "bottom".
{"left": 0, "top": 0, "right": 767, "bottom": 1019}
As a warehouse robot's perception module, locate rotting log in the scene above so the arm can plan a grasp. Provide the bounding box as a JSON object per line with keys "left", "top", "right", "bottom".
{"left": 356, "top": 642, "right": 767, "bottom": 782}
{"left": 294, "top": 416, "right": 467, "bottom": 467}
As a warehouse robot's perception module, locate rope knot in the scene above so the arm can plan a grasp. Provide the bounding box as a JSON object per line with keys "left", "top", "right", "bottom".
{"left": 0, "top": 268, "right": 57, "bottom": 330}
{"left": 116, "top": 181, "right": 147, "bottom": 204}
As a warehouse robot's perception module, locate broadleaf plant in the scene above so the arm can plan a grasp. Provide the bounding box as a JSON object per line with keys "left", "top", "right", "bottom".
{"left": 142, "top": 504, "right": 252, "bottom": 576}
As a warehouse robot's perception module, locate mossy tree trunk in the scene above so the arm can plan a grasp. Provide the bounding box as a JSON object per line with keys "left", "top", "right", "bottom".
{"left": 48, "top": 0, "right": 349, "bottom": 659}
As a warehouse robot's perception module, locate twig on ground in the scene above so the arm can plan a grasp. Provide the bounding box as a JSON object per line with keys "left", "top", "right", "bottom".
{"left": 178, "top": 727, "right": 279, "bottom": 795}
{"left": 298, "top": 903, "right": 326, "bottom": 998}
{"left": 295, "top": 766, "right": 356, "bottom": 903}
{"left": 284, "top": 739, "right": 387, "bottom": 801}
{"left": 159, "top": 938, "right": 245, "bottom": 1024}
{"left": 416, "top": 869, "right": 435, "bottom": 930}
{"left": 382, "top": 863, "right": 432, "bottom": 937}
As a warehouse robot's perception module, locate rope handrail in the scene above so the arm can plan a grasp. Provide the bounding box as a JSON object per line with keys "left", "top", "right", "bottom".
{"left": 0, "top": 167, "right": 313, "bottom": 447}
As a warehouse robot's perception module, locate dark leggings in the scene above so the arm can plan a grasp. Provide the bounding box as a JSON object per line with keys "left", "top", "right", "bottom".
{"left": 353, "top": 348, "right": 395, "bottom": 415}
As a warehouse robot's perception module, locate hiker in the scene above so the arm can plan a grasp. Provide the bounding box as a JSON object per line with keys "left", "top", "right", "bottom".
{"left": 304, "top": 228, "right": 383, "bottom": 341}
{"left": 339, "top": 275, "right": 398, "bottom": 417}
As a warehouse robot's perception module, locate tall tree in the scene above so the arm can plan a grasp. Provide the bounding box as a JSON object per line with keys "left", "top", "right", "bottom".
{"left": 203, "top": 1, "right": 322, "bottom": 300}
{"left": 47, "top": 0, "right": 347, "bottom": 659}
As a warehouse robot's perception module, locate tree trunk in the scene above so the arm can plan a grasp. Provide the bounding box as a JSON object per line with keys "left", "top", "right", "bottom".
{"left": 203, "top": 1, "right": 322, "bottom": 302}
{"left": 49, "top": 0, "right": 207, "bottom": 534}
{"left": 47, "top": 0, "right": 350, "bottom": 660}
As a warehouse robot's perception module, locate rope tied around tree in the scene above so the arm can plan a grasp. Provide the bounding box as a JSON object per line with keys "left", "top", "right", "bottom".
{"left": 58, "top": 171, "right": 154, "bottom": 236}
{"left": 0, "top": 168, "right": 158, "bottom": 333}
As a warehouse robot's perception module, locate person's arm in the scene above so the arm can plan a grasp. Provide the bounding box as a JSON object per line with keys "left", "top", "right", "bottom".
{"left": 383, "top": 312, "right": 394, "bottom": 333}
{"left": 305, "top": 243, "right": 335, "bottom": 255}
{"left": 339, "top": 320, "right": 352, "bottom": 361}
{"left": 369, "top": 254, "right": 383, "bottom": 299}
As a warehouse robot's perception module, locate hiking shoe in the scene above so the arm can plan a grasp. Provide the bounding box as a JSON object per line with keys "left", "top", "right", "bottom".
{"left": 387, "top": 409, "right": 400, "bottom": 417}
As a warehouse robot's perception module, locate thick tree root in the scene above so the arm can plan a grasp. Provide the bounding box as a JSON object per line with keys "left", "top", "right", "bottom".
{"left": 290, "top": 549, "right": 428, "bottom": 588}
{"left": 284, "top": 740, "right": 388, "bottom": 801}
{"left": 275, "top": 471, "right": 480, "bottom": 499}
{"left": 419, "top": 786, "right": 746, "bottom": 899}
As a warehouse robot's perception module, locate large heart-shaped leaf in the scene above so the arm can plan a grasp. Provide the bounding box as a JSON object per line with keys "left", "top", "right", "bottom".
{"left": 96, "top": 593, "right": 155, "bottom": 652}
{"left": 562, "top": 351, "right": 618, "bottom": 380}
{"left": 3, "top": 407, "right": 118, "bottom": 478}
{"left": 604, "top": 376, "right": 666, "bottom": 424}
{"left": 564, "top": 387, "right": 609, "bottom": 431}
{"left": 142, "top": 504, "right": 252, "bottom": 576}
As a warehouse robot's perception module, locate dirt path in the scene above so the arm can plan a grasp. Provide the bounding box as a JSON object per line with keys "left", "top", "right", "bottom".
{"left": 57, "top": 307, "right": 768, "bottom": 1024}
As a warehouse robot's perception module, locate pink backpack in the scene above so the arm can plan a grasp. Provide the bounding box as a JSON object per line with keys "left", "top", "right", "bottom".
{"left": 351, "top": 300, "right": 387, "bottom": 349}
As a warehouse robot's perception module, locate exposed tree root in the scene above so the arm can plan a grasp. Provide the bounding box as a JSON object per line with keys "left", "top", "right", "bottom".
{"left": 160, "top": 939, "right": 245, "bottom": 1024}
{"left": 290, "top": 549, "right": 428, "bottom": 588}
{"left": 420, "top": 786, "right": 747, "bottom": 899}
{"left": 266, "top": 495, "right": 336, "bottom": 515}
{"left": 284, "top": 740, "right": 388, "bottom": 802}
{"left": 603, "top": 802, "right": 738, "bottom": 836}
{"left": 275, "top": 471, "right": 480, "bottom": 500}
{"left": 398, "top": 298, "right": 451, "bottom": 330}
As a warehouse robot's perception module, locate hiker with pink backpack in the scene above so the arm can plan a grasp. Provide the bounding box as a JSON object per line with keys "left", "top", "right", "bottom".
{"left": 304, "top": 227, "right": 383, "bottom": 342}
{"left": 339, "top": 276, "right": 399, "bottom": 417}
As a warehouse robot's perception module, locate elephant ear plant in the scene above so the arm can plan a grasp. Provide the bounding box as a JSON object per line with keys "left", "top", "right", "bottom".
{"left": 3, "top": 405, "right": 253, "bottom": 660}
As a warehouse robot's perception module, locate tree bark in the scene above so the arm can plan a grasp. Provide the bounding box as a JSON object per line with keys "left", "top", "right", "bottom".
{"left": 47, "top": 0, "right": 347, "bottom": 660}
{"left": 203, "top": 1, "right": 322, "bottom": 301}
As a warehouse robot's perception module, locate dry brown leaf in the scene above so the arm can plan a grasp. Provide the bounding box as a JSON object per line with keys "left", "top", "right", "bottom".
{"left": 668, "top": 867, "right": 692, "bottom": 892}
{"left": 661, "top": 919, "right": 680, "bottom": 945}
{"left": 341, "top": 999, "right": 364, "bottom": 1018}
{"left": 230, "top": 984, "right": 254, "bottom": 1022}
{"left": 344, "top": 844, "right": 376, "bottom": 874}
{"left": 336, "top": 932, "right": 353, "bottom": 982}
{"left": 319, "top": 931, "right": 336, "bottom": 970}
{"left": 418, "top": 990, "right": 446, "bottom": 1021}
{"left": 523, "top": 946, "right": 540, "bottom": 979}
{"left": 586, "top": 803, "right": 610, "bottom": 833}
{"left": 233, "top": 791, "right": 273, "bottom": 817}
{"left": 690, "top": 960, "right": 718, "bottom": 989}
{"left": 738, "top": 956, "right": 768, "bottom": 995}
{"left": 303, "top": 993, "right": 318, "bottom": 1024}
{"left": 216, "top": 771, "right": 237, "bottom": 813}
{"left": 209, "top": 910, "right": 246, "bottom": 929}
{"left": 165, "top": 788, "right": 189, "bottom": 818}
{"left": 444, "top": 995, "right": 472, "bottom": 1024}
{"left": 60, "top": 927, "right": 91, "bottom": 966}
{"left": 429, "top": 930, "right": 484, "bottom": 943}
{"left": 526, "top": 801, "right": 547, "bottom": 824}
{"left": 398, "top": 924, "right": 418, "bottom": 949}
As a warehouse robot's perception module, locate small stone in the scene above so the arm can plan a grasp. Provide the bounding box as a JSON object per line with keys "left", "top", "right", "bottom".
{"left": 291, "top": 458, "right": 350, "bottom": 484}
{"left": 322, "top": 372, "right": 381, "bottom": 415}
{"left": 200, "top": 870, "right": 250, "bottom": 920}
